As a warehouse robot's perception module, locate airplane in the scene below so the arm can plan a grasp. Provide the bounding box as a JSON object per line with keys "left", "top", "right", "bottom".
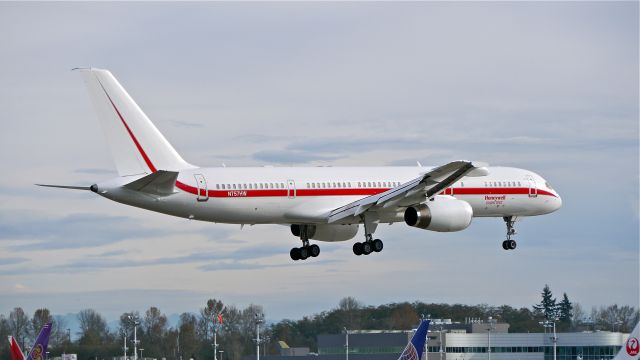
{"left": 613, "top": 322, "right": 639, "bottom": 360}
{"left": 398, "top": 319, "right": 430, "bottom": 360}
{"left": 38, "top": 68, "right": 562, "bottom": 261}
{"left": 8, "top": 322, "right": 52, "bottom": 360}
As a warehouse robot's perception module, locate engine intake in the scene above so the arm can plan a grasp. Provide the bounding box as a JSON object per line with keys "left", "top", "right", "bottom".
{"left": 404, "top": 196, "right": 473, "bottom": 232}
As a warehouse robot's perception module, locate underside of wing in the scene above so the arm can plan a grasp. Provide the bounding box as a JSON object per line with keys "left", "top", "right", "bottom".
{"left": 327, "top": 160, "right": 487, "bottom": 224}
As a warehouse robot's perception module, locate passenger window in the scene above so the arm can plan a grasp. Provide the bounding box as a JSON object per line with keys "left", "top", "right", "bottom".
{"left": 221, "top": 184, "right": 225, "bottom": 189}
{"left": 216, "top": 184, "right": 220, "bottom": 189}
{"left": 358, "top": 182, "right": 361, "bottom": 187}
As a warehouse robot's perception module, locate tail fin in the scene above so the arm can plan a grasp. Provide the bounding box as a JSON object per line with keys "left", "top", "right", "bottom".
{"left": 398, "top": 319, "right": 430, "bottom": 360}
{"left": 77, "top": 68, "right": 195, "bottom": 176}
{"left": 614, "top": 322, "right": 640, "bottom": 360}
{"left": 8, "top": 336, "right": 25, "bottom": 360}
{"left": 25, "top": 322, "right": 52, "bottom": 360}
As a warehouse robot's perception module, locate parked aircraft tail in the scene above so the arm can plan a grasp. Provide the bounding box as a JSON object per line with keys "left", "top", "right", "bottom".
{"left": 76, "top": 68, "right": 195, "bottom": 176}
{"left": 398, "top": 319, "right": 430, "bottom": 360}
{"left": 613, "top": 322, "right": 639, "bottom": 360}
{"left": 9, "top": 336, "right": 24, "bottom": 360}
{"left": 8, "top": 322, "right": 52, "bottom": 360}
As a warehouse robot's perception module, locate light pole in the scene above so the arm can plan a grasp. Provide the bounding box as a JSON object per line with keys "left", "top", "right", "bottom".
{"left": 539, "top": 318, "right": 558, "bottom": 360}
{"left": 426, "top": 314, "right": 431, "bottom": 360}
{"left": 219, "top": 350, "right": 224, "bottom": 360}
{"left": 213, "top": 313, "right": 222, "bottom": 360}
{"left": 255, "top": 313, "right": 263, "bottom": 360}
{"left": 139, "top": 348, "right": 144, "bottom": 359}
{"left": 439, "top": 324, "right": 444, "bottom": 360}
{"left": 122, "top": 330, "right": 128, "bottom": 360}
{"left": 343, "top": 327, "right": 349, "bottom": 360}
{"left": 128, "top": 315, "right": 140, "bottom": 360}
{"left": 487, "top": 317, "right": 496, "bottom": 360}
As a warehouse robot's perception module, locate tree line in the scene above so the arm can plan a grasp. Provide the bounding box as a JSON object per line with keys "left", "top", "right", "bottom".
{"left": 0, "top": 286, "right": 637, "bottom": 360}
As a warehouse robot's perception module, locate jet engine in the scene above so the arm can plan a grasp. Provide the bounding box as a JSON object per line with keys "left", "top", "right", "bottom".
{"left": 404, "top": 196, "right": 473, "bottom": 232}
{"left": 291, "top": 224, "right": 359, "bottom": 242}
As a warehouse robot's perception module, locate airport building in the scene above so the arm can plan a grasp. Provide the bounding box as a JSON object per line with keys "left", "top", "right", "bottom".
{"left": 264, "top": 319, "right": 629, "bottom": 360}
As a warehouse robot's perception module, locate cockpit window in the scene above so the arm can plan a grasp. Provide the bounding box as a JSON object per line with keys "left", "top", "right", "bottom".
{"left": 545, "top": 181, "right": 554, "bottom": 190}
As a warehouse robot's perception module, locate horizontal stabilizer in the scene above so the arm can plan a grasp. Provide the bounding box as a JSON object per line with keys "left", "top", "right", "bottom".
{"left": 124, "top": 170, "right": 179, "bottom": 196}
{"left": 36, "top": 184, "right": 91, "bottom": 191}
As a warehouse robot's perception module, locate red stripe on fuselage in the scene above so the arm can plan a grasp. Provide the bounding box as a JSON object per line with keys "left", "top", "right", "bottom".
{"left": 173, "top": 185, "right": 557, "bottom": 198}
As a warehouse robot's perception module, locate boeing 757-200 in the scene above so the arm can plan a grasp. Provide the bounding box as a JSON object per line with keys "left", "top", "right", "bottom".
{"left": 39, "top": 69, "right": 562, "bottom": 261}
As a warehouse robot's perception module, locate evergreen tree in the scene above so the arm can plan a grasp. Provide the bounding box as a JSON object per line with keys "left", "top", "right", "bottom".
{"left": 533, "top": 284, "right": 558, "bottom": 320}
{"left": 558, "top": 293, "right": 573, "bottom": 321}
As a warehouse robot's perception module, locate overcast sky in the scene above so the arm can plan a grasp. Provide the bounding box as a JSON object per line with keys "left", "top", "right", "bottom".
{"left": 0, "top": 2, "right": 638, "bottom": 323}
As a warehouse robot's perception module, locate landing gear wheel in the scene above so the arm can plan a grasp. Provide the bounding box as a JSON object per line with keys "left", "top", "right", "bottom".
{"left": 372, "top": 239, "right": 384, "bottom": 252}
{"left": 290, "top": 248, "right": 301, "bottom": 261}
{"left": 507, "top": 240, "right": 517, "bottom": 250}
{"left": 309, "top": 244, "right": 320, "bottom": 257}
{"left": 299, "top": 246, "right": 309, "bottom": 260}
{"left": 502, "top": 240, "right": 509, "bottom": 250}
{"left": 362, "top": 241, "right": 373, "bottom": 255}
{"left": 353, "top": 242, "right": 363, "bottom": 256}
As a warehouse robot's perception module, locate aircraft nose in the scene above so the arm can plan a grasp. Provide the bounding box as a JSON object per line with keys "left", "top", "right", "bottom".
{"left": 552, "top": 193, "right": 562, "bottom": 212}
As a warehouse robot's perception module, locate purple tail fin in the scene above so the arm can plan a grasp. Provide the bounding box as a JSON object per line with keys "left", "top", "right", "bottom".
{"left": 398, "top": 319, "right": 430, "bottom": 360}
{"left": 27, "top": 323, "right": 52, "bottom": 360}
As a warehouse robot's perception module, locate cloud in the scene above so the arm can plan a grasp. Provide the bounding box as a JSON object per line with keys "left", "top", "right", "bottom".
{"left": 0, "top": 212, "right": 165, "bottom": 250}
{"left": 0, "top": 257, "right": 29, "bottom": 266}
{"left": 252, "top": 150, "right": 344, "bottom": 164}
{"left": 163, "top": 119, "right": 204, "bottom": 128}
{"left": 74, "top": 168, "right": 117, "bottom": 175}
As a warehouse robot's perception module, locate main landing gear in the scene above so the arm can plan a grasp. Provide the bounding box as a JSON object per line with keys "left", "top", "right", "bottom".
{"left": 502, "top": 216, "right": 517, "bottom": 250}
{"left": 352, "top": 214, "right": 384, "bottom": 256}
{"left": 290, "top": 225, "right": 320, "bottom": 261}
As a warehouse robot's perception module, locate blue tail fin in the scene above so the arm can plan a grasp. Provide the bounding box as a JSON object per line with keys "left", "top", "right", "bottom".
{"left": 26, "top": 323, "right": 51, "bottom": 360}
{"left": 398, "top": 319, "right": 431, "bottom": 360}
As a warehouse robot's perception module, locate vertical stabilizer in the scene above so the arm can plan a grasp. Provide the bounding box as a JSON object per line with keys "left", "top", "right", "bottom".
{"left": 77, "top": 68, "right": 195, "bottom": 176}
{"left": 614, "top": 322, "right": 640, "bottom": 360}
{"left": 8, "top": 336, "right": 25, "bottom": 360}
{"left": 398, "top": 319, "right": 430, "bottom": 360}
{"left": 25, "top": 322, "right": 52, "bottom": 360}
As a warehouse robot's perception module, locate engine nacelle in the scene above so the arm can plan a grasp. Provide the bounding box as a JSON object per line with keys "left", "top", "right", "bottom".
{"left": 291, "top": 224, "right": 359, "bottom": 242}
{"left": 404, "top": 196, "right": 473, "bottom": 232}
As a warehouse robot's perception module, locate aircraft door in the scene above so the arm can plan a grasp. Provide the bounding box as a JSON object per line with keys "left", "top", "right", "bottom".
{"left": 287, "top": 179, "right": 296, "bottom": 199}
{"left": 194, "top": 174, "right": 209, "bottom": 202}
{"left": 528, "top": 179, "right": 538, "bottom": 198}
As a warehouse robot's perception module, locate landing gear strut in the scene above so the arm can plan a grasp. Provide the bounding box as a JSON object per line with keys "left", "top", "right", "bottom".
{"left": 501, "top": 216, "right": 517, "bottom": 250}
{"left": 290, "top": 225, "right": 320, "bottom": 261}
{"left": 352, "top": 214, "right": 384, "bottom": 256}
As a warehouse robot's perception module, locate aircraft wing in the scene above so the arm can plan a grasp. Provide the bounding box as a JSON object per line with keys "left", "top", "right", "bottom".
{"left": 327, "top": 160, "right": 486, "bottom": 224}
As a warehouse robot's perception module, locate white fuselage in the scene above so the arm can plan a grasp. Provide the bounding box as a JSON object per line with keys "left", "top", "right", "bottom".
{"left": 96, "top": 165, "right": 561, "bottom": 227}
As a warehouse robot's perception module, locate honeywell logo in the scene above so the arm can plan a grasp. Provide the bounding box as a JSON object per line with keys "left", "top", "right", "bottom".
{"left": 485, "top": 195, "right": 506, "bottom": 201}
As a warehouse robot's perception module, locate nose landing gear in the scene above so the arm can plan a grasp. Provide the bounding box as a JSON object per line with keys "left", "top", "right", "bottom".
{"left": 502, "top": 216, "right": 517, "bottom": 250}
